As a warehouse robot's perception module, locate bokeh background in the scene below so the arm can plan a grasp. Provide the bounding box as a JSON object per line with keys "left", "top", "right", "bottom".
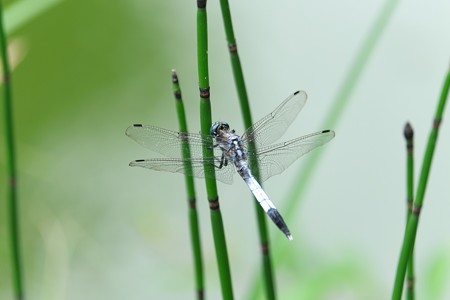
{"left": 1, "top": 0, "right": 450, "bottom": 299}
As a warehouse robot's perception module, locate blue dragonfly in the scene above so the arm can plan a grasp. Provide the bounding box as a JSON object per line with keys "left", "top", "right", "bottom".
{"left": 126, "top": 91, "right": 335, "bottom": 240}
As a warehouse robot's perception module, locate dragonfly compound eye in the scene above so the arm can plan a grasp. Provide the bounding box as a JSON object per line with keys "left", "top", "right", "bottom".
{"left": 220, "top": 123, "right": 230, "bottom": 131}
{"left": 210, "top": 122, "right": 220, "bottom": 136}
{"left": 210, "top": 122, "right": 229, "bottom": 136}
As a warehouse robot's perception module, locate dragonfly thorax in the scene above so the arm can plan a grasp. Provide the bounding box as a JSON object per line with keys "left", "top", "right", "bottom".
{"left": 211, "top": 123, "right": 248, "bottom": 166}
{"left": 211, "top": 121, "right": 239, "bottom": 147}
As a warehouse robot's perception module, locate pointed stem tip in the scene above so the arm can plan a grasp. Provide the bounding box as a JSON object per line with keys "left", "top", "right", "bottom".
{"left": 404, "top": 122, "right": 414, "bottom": 140}
{"left": 171, "top": 69, "right": 178, "bottom": 83}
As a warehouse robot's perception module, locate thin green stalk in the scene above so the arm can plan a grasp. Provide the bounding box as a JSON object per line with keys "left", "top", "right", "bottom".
{"left": 0, "top": 0, "right": 25, "bottom": 299}
{"left": 403, "top": 123, "right": 415, "bottom": 300}
{"left": 281, "top": 0, "right": 400, "bottom": 224}
{"left": 5, "top": 0, "right": 63, "bottom": 34}
{"left": 196, "top": 1, "right": 234, "bottom": 299}
{"left": 248, "top": 0, "right": 400, "bottom": 298}
{"left": 172, "top": 70, "right": 205, "bottom": 300}
{"left": 218, "top": 0, "right": 276, "bottom": 299}
{"left": 392, "top": 67, "right": 450, "bottom": 300}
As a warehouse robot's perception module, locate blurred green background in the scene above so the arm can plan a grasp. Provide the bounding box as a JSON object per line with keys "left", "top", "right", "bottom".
{"left": 1, "top": 0, "right": 450, "bottom": 299}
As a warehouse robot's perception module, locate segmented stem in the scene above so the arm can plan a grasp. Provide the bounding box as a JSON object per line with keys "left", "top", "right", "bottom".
{"left": 404, "top": 123, "right": 415, "bottom": 300}
{"left": 196, "top": 1, "right": 234, "bottom": 299}
{"left": 217, "top": 0, "right": 277, "bottom": 298}
{"left": 172, "top": 70, "right": 205, "bottom": 300}
{"left": 392, "top": 67, "right": 450, "bottom": 300}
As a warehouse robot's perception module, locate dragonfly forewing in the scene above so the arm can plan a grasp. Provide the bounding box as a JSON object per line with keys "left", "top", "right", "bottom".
{"left": 242, "top": 90, "right": 307, "bottom": 147}
{"left": 126, "top": 124, "right": 215, "bottom": 159}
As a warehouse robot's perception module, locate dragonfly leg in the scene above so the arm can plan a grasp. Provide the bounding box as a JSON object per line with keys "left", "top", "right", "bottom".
{"left": 209, "top": 143, "right": 220, "bottom": 150}
{"left": 216, "top": 153, "right": 227, "bottom": 169}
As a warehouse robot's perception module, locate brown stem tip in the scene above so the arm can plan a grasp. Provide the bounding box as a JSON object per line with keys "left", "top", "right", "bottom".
{"left": 171, "top": 69, "right": 178, "bottom": 83}
{"left": 197, "top": 0, "right": 206, "bottom": 9}
{"left": 404, "top": 122, "right": 414, "bottom": 140}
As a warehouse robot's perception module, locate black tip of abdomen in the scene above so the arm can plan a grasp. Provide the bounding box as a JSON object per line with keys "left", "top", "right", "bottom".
{"left": 267, "top": 208, "right": 293, "bottom": 240}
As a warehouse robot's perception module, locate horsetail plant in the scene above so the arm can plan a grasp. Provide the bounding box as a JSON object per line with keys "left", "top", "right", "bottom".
{"left": 392, "top": 66, "right": 450, "bottom": 300}
{"left": 172, "top": 70, "right": 205, "bottom": 300}
{"left": 0, "top": 1, "right": 25, "bottom": 299}
{"left": 196, "top": 0, "right": 234, "bottom": 299}
{"left": 403, "top": 122, "right": 415, "bottom": 300}
{"left": 217, "top": 0, "right": 276, "bottom": 298}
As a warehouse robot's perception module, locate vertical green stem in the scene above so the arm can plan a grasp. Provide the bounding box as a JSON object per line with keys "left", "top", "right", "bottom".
{"left": 281, "top": 0, "right": 400, "bottom": 221}
{"left": 392, "top": 68, "right": 450, "bottom": 300}
{"left": 196, "top": 1, "right": 234, "bottom": 299}
{"left": 218, "top": 0, "right": 276, "bottom": 299}
{"left": 403, "top": 123, "right": 415, "bottom": 300}
{"left": 0, "top": 1, "right": 25, "bottom": 299}
{"left": 172, "top": 70, "right": 205, "bottom": 300}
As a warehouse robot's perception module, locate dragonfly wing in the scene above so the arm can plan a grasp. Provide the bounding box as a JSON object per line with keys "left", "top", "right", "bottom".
{"left": 250, "top": 130, "right": 335, "bottom": 182}
{"left": 126, "top": 124, "right": 215, "bottom": 159}
{"left": 129, "top": 157, "right": 235, "bottom": 184}
{"left": 242, "top": 90, "right": 307, "bottom": 147}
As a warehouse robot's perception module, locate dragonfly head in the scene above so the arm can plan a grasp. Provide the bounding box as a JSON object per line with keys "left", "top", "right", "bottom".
{"left": 210, "top": 122, "right": 230, "bottom": 137}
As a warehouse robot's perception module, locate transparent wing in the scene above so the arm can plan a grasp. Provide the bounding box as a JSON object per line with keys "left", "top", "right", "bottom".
{"left": 248, "top": 130, "right": 335, "bottom": 182}
{"left": 126, "top": 124, "right": 222, "bottom": 159}
{"left": 129, "top": 157, "right": 235, "bottom": 184}
{"left": 241, "top": 90, "right": 307, "bottom": 147}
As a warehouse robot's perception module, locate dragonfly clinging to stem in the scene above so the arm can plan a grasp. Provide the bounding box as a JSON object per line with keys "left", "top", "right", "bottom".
{"left": 126, "top": 90, "right": 335, "bottom": 240}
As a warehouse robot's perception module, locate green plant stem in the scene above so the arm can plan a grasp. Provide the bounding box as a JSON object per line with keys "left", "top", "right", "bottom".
{"left": 247, "top": 0, "right": 399, "bottom": 298}
{"left": 282, "top": 0, "right": 400, "bottom": 221}
{"left": 218, "top": 0, "right": 276, "bottom": 299}
{"left": 392, "top": 68, "right": 450, "bottom": 300}
{"left": 172, "top": 70, "right": 205, "bottom": 300}
{"left": 196, "top": 1, "right": 234, "bottom": 299}
{"left": 404, "top": 123, "right": 415, "bottom": 300}
{"left": 0, "top": 1, "right": 24, "bottom": 299}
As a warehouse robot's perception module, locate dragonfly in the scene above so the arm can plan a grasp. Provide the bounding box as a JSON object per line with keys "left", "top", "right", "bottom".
{"left": 126, "top": 90, "right": 335, "bottom": 240}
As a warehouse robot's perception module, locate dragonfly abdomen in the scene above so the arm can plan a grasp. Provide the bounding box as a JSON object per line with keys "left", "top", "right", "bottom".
{"left": 239, "top": 168, "right": 293, "bottom": 240}
{"left": 266, "top": 209, "right": 292, "bottom": 241}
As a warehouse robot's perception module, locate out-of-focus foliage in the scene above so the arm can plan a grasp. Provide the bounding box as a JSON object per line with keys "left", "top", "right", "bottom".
{"left": 1, "top": 0, "right": 450, "bottom": 299}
